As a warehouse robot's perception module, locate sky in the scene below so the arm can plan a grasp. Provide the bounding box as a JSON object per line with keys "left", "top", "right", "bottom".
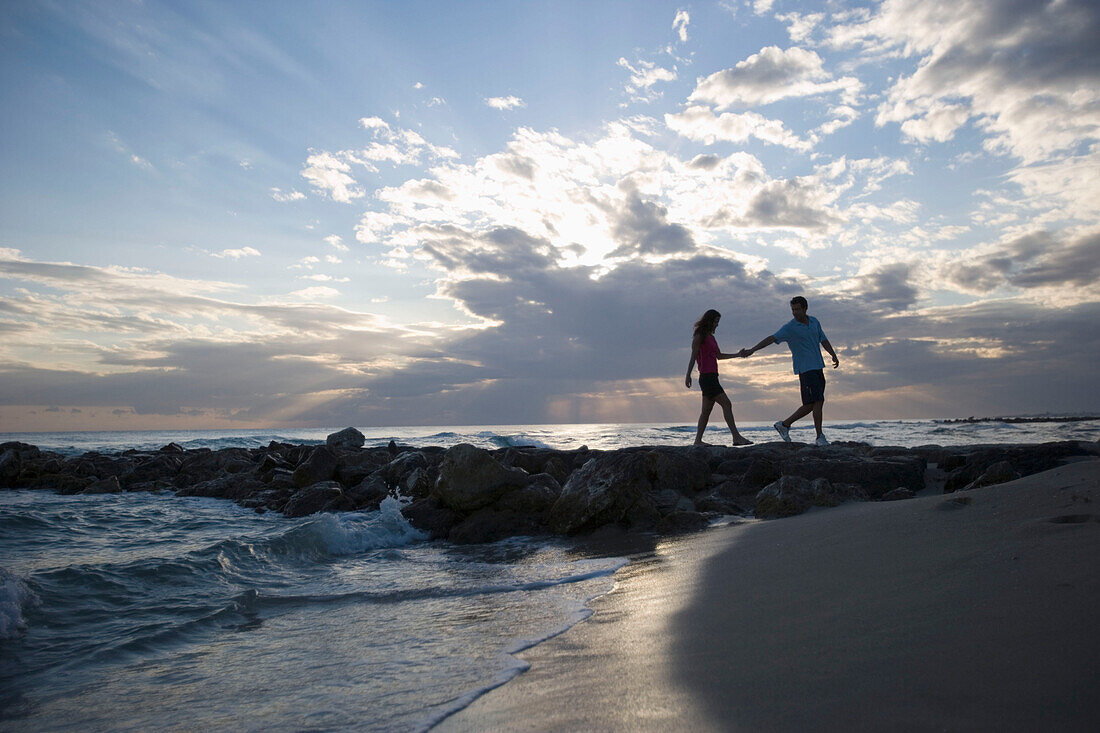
{"left": 1, "top": 0, "right": 1098, "bottom": 431}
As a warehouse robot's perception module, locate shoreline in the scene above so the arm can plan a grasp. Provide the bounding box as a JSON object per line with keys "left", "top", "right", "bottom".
{"left": 437, "top": 460, "right": 1100, "bottom": 731}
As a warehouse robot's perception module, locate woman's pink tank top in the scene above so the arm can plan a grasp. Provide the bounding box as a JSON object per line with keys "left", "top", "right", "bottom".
{"left": 698, "top": 334, "right": 719, "bottom": 374}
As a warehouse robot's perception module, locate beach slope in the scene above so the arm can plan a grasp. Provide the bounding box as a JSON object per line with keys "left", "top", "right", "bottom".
{"left": 437, "top": 460, "right": 1100, "bottom": 732}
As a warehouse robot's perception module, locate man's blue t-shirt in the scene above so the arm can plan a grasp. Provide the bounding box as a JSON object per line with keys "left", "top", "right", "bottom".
{"left": 773, "top": 316, "right": 828, "bottom": 374}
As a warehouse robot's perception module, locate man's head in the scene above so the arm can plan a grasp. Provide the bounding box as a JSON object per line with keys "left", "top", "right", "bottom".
{"left": 790, "top": 295, "right": 808, "bottom": 320}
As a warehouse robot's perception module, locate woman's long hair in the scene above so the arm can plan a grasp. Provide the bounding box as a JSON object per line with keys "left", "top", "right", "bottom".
{"left": 693, "top": 309, "right": 721, "bottom": 339}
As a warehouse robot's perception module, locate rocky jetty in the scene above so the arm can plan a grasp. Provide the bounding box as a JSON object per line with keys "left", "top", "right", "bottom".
{"left": 2, "top": 430, "right": 1097, "bottom": 544}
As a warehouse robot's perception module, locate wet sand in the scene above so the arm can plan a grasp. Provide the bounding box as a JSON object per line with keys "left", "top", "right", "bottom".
{"left": 437, "top": 459, "right": 1100, "bottom": 732}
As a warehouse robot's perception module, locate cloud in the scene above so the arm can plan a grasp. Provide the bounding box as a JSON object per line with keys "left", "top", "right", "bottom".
{"left": 301, "top": 122, "right": 458, "bottom": 203}
{"left": 485, "top": 96, "right": 526, "bottom": 111}
{"left": 688, "top": 46, "right": 862, "bottom": 108}
{"left": 212, "top": 246, "right": 260, "bottom": 259}
{"left": 942, "top": 228, "right": 1100, "bottom": 295}
{"left": 618, "top": 58, "right": 677, "bottom": 102}
{"left": 836, "top": 0, "right": 1095, "bottom": 169}
{"left": 608, "top": 194, "right": 696, "bottom": 258}
{"left": 271, "top": 187, "right": 306, "bottom": 202}
{"left": 776, "top": 12, "right": 824, "bottom": 43}
{"left": 300, "top": 151, "right": 365, "bottom": 203}
{"left": 324, "top": 234, "right": 349, "bottom": 252}
{"left": 852, "top": 262, "right": 920, "bottom": 311}
{"left": 666, "top": 105, "right": 812, "bottom": 150}
{"left": 672, "top": 9, "right": 690, "bottom": 42}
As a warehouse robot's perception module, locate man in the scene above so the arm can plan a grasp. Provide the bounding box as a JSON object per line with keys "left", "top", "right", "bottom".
{"left": 742, "top": 296, "right": 839, "bottom": 446}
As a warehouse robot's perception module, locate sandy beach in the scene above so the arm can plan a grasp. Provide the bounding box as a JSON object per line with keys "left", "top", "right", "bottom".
{"left": 438, "top": 459, "right": 1100, "bottom": 732}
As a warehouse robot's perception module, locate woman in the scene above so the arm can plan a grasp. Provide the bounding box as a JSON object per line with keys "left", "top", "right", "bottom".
{"left": 685, "top": 309, "right": 753, "bottom": 446}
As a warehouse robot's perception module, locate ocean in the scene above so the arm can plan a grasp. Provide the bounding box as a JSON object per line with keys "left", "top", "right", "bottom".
{"left": 2, "top": 418, "right": 1098, "bottom": 731}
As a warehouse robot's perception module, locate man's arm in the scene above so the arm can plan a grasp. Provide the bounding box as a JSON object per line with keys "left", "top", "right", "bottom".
{"left": 744, "top": 335, "right": 777, "bottom": 356}
{"left": 821, "top": 338, "right": 839, "bottom": 368}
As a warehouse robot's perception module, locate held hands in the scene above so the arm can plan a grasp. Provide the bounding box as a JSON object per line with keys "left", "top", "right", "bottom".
{"left": 736, "top": 348, "right": 751, "bottom": 358}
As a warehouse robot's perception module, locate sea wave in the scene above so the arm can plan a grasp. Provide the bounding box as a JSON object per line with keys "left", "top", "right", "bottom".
{"left": 0, "top": 566, "right": 36, "bottom": 639}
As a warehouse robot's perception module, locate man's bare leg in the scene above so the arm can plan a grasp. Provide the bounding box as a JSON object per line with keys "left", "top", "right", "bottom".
{"left": 812, "top": 401, "right": 824, "bottom": 436}
{"left": 781, "top": 403, "right": 814, "bottom": 428}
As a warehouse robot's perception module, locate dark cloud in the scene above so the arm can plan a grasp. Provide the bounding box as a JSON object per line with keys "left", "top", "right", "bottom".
{"left": 945, "top": 229, "right": 1100, "bottom": 291}
{"left": 854, "top": 263, "right": 920, "bottom": 311}
{"left": 688, "top": 154, "right": 721, "bottom": 170}
{"left": 609, "top": 194, "right": 696, "bottom": 257}
{"left": 494, "top": 154, "right": 537, "bottom": 180}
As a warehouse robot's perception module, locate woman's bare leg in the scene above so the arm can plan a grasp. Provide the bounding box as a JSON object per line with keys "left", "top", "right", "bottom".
{"left": 694, "top": 395, "right": 716, "bottom": 445}
{"left": 716, "top": 393, "right": 753, "bottom": 445}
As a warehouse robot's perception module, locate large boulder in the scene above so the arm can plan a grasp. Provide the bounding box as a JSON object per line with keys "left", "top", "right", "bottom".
{"left": 326, "top": 427, "right": 366, "bottom": 450}
{"left": 754, "top": 475, "right": 815, "bottom": 518}
{"left": 283, "top": 481, "right": 345, "bottom": 518}
{"left": 291, "top": 446, "right": 338, "bottom": 489}
{"left": 431, "top": 444, "right": 528, "bottom": 512}
{"left": 376, "top": 451, "right": 429, "bottom": 491}
{"left": 177, "top": 475, "right": 264, "bottom": 501}
{"left": 965, "top": 460, "right": 1020, "bottom": 490}
{"left": 401, "top": 497, "right": 462, "bottom": 539}
{"left": 495, "top": 473, "right": 561, "bottom": 515}
{"left": 346, "top": 474, "right": 390, "bottom": 511}
{"left": 81, "top": 476, "right": 122, "bottom": 495}
{"left": 448, "top": 507, "right": 544, "bottom": 544}
{"left": 776, "top": 455, "right": 925, "bottom": 498}
{"left": 548, "top": 451, "right": 655, "bottom": 534}
{"left": 649, "top": 450, "right": 709, "bottom": 495}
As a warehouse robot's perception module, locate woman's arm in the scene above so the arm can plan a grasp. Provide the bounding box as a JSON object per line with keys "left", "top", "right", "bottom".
{"left": 685, "top": 333, "right": 703, "bottom": 388}
{"left": 745, "top": 335, "right": 777, "bottom": 356}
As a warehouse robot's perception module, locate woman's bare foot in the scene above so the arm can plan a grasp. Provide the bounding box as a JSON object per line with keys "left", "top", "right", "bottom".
{"left": 732, "top": 436, "right": 754, "bottom": 446}
{"left": 693, "top": 440, "right": 712, "bottom": 447}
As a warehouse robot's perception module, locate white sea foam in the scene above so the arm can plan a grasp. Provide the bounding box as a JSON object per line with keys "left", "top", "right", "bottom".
{"left": 0, "top": 567, "right": 36, "bottom": 639}
{"left": 302, "top": 497, "right": 428, "bottom": 556}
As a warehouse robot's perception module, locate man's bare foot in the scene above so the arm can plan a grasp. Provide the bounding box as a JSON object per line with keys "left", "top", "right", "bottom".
{"left": 732, "top": 436, "right": 754, "bottom": 446}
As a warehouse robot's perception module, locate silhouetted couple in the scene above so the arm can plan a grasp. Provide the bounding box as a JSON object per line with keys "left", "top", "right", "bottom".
{"left": 685, "top": 296, "right": 839, "bottom": 447}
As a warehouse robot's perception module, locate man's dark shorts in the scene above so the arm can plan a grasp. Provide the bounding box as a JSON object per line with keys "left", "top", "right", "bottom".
{"left": 798, "top": 369, "right": 826, "bottom": 405}
{"left": 699, "top": 373, "right": 725, "bottom": 400}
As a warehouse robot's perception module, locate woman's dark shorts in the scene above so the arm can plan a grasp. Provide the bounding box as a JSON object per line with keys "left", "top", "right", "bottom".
{"left": 699, "top": 373, "right": 725, "bottom": 400}
{"left": 799, "top": 368, "right": 826, "bottom": 405}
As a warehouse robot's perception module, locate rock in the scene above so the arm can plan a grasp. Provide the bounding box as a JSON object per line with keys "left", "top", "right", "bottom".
{"left": 755, "top": 476, "right": 814, "bottom": 518}
{"left": 542, "top": 456, "right": 572, "bottom": 485}
{"left": 654, "top": 488, "right": 695, "bottom": 515}
{"left": 448, "top": 508, "right": 543, "bottom": 544}
{"left": 401, "top": 498, "right": 461, "bottom": 539}
{"left": 326, "top": 427, "right": 366, "bottom": 450}
{"left": 656, "top": 511, "right": 710, "bottom": 535}
{"left": 431, "top": 444, "right": 528, "bottom": 513}
{"left": 548, "top": 452, "right": 653, "bottom": 534}
{"left": 376, "top": 451, "right": 429, "bottom": 490}
{"left": 496, "top": 473, "right": 561, "bottom": 515}
{"left": 401, "top": 467, "right": 434, "bottom": 499}
{"left": 882, "top": 487, "right": 916, "bottom": 501}
{"left": 81, "top": 476, "right": 122, "bottom": 494}
{"left": 346, "top": 474, "right": 390, "bottom": 511}
{"left": 693, "top": 488, "right": 746, "bottom": 515}
{"left": 743, "top": 459, "right": 781, "bottom": 487}
{"left": 283, "top": 481, "right": 344, "bottom": 518}
{"left": 177, "top": 475, "right": 264, "bottom": 501}
{"left": 777, "top": 455, "right": 925, "bottom": 498}
{"left": 291, "top": 446, "right": 338, "bottom": 489}
{"left": 159, "top": 442, "right": 185, "bottom": 453}
{"left": 965, "top": 460, "right": 1021, "bottom": 490}
{"left": 649, "top": 450, "right": 709, "bottom": 495}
